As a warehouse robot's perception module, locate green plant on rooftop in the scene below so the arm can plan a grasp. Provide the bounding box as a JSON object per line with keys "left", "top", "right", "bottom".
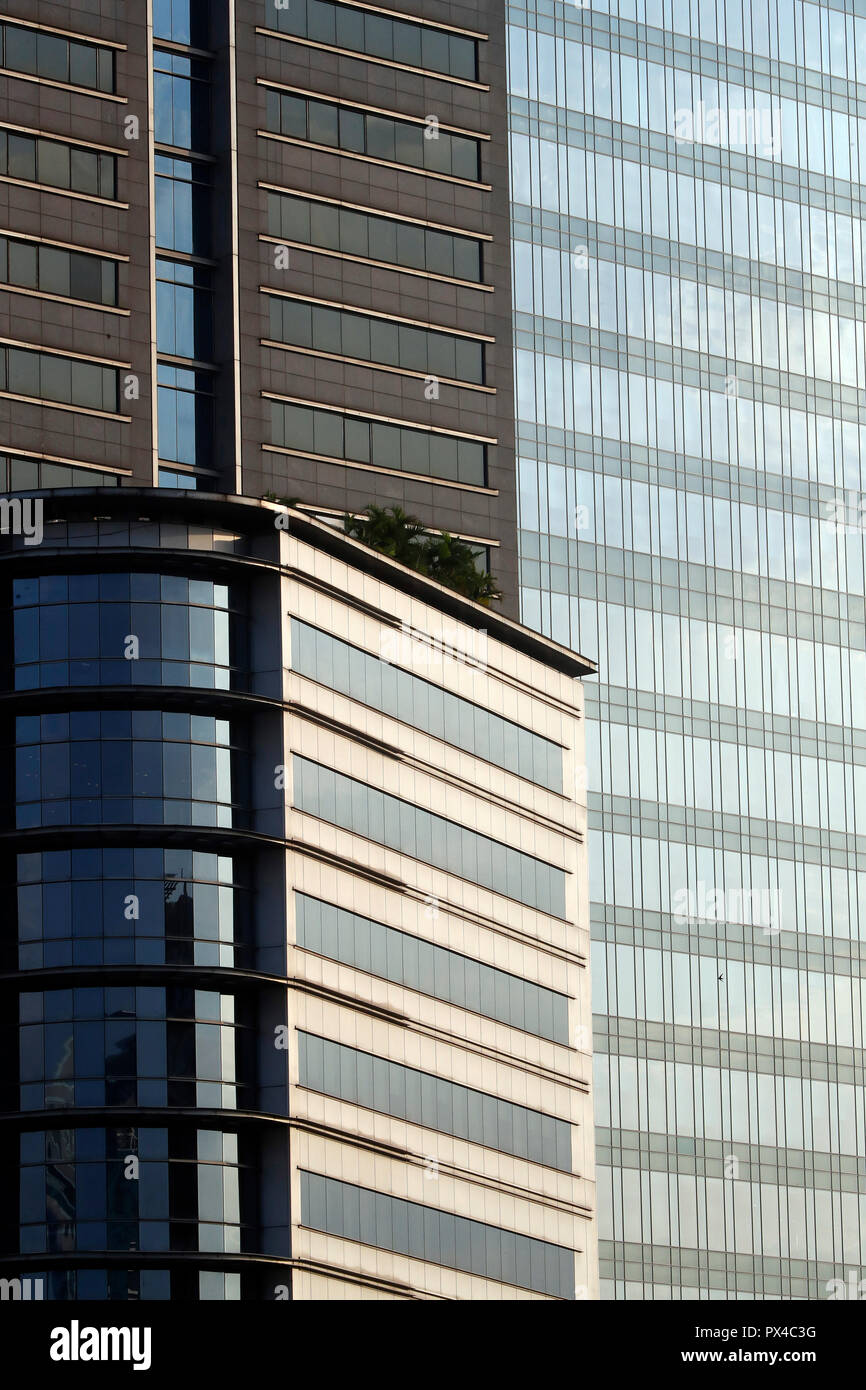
{"left": 344, "top": 505, "right": 502, "bottom": 606}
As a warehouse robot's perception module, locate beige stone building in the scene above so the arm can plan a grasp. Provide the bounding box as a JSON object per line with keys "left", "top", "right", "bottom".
{"left": 2, "top": 488, "right": 595, "bottom": 1302}
{"left": 279, "top": 513, "right": 598, "bottom": 1300}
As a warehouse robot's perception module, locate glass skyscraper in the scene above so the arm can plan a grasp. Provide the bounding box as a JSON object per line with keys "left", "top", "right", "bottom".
{"left": 508, "top": 0, "right": 866, "bottom": 1298}
{"left": 0, "top": 0, "right": 600, "bottom": 1302}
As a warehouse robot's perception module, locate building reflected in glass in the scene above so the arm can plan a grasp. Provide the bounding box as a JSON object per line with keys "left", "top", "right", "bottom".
{"left": 509, "top": 0, "right": 866, "bottom": 1298}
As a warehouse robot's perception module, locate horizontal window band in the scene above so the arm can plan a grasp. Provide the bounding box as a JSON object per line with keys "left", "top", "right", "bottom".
{"left": 262, "top": 443, "right": 497, "bottom": 494}
{"left": 0, "top": 226, "right": 129, "bottom": 260}
{"left": 0, "top": 175, "right": 126, "bottom": 208}
{"left": 291, "top": 1117, "right": 584, "bottom": 1208}
{"left": 511, "top": 209, "right": 863, "bottom": 323}
{"left": 255, "top": 28, "right": 489, "bottom": 90}
{"left": 1, "top": 284, "right": 127, "bottom": 315}
{"left": 577, "top": 10, "right": 866, "bottom": 123}
{"left": 258, "top": 235, "right": 494, "bottom": 292}
{"left": 261, "top": 338, "right": 495, "bottom": 393}
{"left": 516, "top": 101, "right": 866, "bottom": 218}
{"left": 270, "top": 390, "right": 488, "bottom": 483}
{"left": 261, "top": 287, "right": 494, "bottom": 341}
{"left": 262, "top": 390, "right": 496, "bottom": 443}
{"left": 258, "top": 180, "right": 493, "bottom": 240}
{"left": 0, "top": 444, "right": 130, "bottom": 471}
{"left": 289, "top": 618, "right": 564, "bottom": 794}
{"left": 257, "top": 130, "right": 490, "bottom": 190}
{"left": 0, "top": 12, "right": 127, "bottom": 49}
{"left": 0, "top": 120, "right": 126, "bottom": 155}
{"left": 0, "top": 336, "right": 128, "bottom": 368}
{"left": 599, "top": 1125, "right": 864, "bottom": 1181}
{"left": 288, "top": 855, "right": 582, "bottom": 967}
{"left": 296, "top": 1030, "right": 574, "bottom": 1131}
{"left": 298, "top": 1170, "right": 576, "bottom": 1297}
{"left": 289, "top": 707, "right": 571, "bottom": 834}
{"left": 292, "top": 757, "right": 568, "bottom": 915}
{"left": 0, "top": 390, "right": 126, "bottom": 420}
{"left": 266, "top": 0, "right": 487, "bottom": 41}
{"left": 0, "top": 67, "right": 126, "bottom": 102}
{"left": 256, "top": 78, "right": 491, "bottom": 140}
{"left": 296, "top": 1034, "right": 571, "bottom": 1170}
{"left": 597, "top": 1015, "right": 865, "bottom": 1084}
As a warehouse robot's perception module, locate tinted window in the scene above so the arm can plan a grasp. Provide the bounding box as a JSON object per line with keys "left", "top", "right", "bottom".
{"left": 301, "top": 1172, "right": 575, "bottom": 1297}
{"left": 273, "top": 0, "right": 478, "bottom": 80}
{"left": 292, "top": 758, "right": 567, "bottom": 914}
{"left": 270, "top": 399, "right": 486, "bottom": 486}
{"left": 266, "top": 92, "right": 481, "bottom": 180}
{"left": 299, "top": 1032, "right": 573, "bottom": 1169}
{"left": 295, "top": 893, "right": 569, "bottom": 1041}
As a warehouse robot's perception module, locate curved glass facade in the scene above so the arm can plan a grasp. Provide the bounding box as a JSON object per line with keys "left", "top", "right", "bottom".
{"left": 9, "top": 986, "right": 253, "bottom": 1112}
{"left": 0, "top": 534, "right": 284, "bottom": 1299}
{"left": 11, "top": 573, "right": 242, "bottom": 691}
{"left": 4, "top": 1126, "right": 252, "bottom": 1257}
{"left": 13, "top": 710, "right": 243, "bottom": 829}
{"left": 11, "top": 848, "right": 248, "bottom": 971}
{"left": 4, "top": 1268, "right": 245, "bottom": 1301}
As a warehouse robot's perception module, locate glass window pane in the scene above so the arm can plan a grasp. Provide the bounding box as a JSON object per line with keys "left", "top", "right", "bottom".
{"left": 8, "top": 240, "right": 38, "bottom": 288}
{"left": 308, "top": 100, "right": 338, "bottom": 146}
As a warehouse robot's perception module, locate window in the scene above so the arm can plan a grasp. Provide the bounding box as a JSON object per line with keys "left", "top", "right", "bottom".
{"left": 156, "top": 259, "right": 213, "bottom": 359}
{"left": 0, "top": 235, "right": 117, "bottom": 305}
{"left": 301, "top": 1172, "right": 575, "bottom": 1296}
{"left": 272, "top": 0, "right": 477, "bottom": 81}
{"left": 265, "top": 90, "right": 481, "bottom": 181}
{"left": 153, "top": 0, "right": 209, "bottom": 46}
{"left": 15, "top": 846, "right": 247, "bottom": 971}
{"left": 0, "top": 345, "right": 117, "bottom": 412}
{"left": 14, "top": 1128, "right": 249, "bottom": 1259}
{"left": 0, "top": 455, "right": 121, "bottom": 491}
{"left": 154, "top": 49, "right": 210, "bottom": 150}
{"left": 9, "top": 988, "right": 250, "bottom": 1113}
{"left": 0, "top": 22, "right": 115, "bottom": 93}
{"left": 158, "top": 468, "right": 205, "bottom": 488}
{"left": 293, "top": 759, "right": 567, "bottom": 914}
{"left": 0, "top": 128, "right": 116, "bottom": 198}
{"left": 290, "top": 620, "right": 562, "bottom": 788}
{"left": 299, "top": 1033, "right": 572, "bottom": 1169}
{"left": 157, "top": 363, "right": 213, "bottom": 467}
{"left": 270, "top": 399, "right": 487, "bottom": 486}
{"left": 0, "top": 1266, "right": 244, "bottom": 1301}
{"left": 155, "top": 155, "right": 210, "bottom": 254}
{"left": 295, "top": 894, "right": 569, "bottom": 1041}
{"left": 267, "top": 295, "right": 485, "bottom": 383}
{"left": 13, "top": 710, "right": 242, "bottom": 831}
{"left": 12, "top": 571, "right": 238, "bottom": 693}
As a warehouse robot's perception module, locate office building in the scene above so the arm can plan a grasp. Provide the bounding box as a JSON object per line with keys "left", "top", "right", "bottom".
{"left": 0, "top": 487, "right": 596, "bottom": 1300}
{"left": 0, "top": 0, "right": 519, "bottom": 608}
{"left": 509, "top": 0, "right": 866, "bottom": 1298}
{"left": 0, "top": 0, "right": 598, "bottom": 1300}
